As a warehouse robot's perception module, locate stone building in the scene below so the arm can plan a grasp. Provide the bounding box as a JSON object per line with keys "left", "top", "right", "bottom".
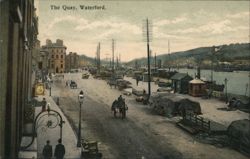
{"left": 41, "top": 39, "right": 67, "bottom": 73}
{"left": 65, "top": 52, "right": 80, "bottom": 72}
{"left": 0, "top": 0, "right": 38, "bottom": 158}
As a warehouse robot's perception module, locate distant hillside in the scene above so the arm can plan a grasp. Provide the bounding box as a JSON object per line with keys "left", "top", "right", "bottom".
{"left": 79, "top": 54, "right": 95, "bottom": 63}
{"left": 79, "top": 54, "right": 111, "bottom": 66}
{"left": 126, "top": 43, "right": 250, "bottom": 67}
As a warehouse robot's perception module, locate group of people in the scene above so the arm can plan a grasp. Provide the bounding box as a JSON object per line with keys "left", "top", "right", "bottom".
{"left": 42, "top": 138, "right": 65, "bottom": 159}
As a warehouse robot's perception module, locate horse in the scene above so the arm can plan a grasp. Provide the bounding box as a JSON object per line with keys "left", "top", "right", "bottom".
{"left": 107, "top": 80, "right": 117, "bottom": 89}
{"left": 111, "top": 99, "right": 128, "bottom": 119}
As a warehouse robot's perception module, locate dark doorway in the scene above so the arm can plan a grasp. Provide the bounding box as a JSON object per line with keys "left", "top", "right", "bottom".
{"left": 38, "top": 62, "right": 42, "bottom": 69}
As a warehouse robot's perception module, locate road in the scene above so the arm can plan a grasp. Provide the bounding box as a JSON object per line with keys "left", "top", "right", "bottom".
{"left": 51, "top": 72, "right": 248, "bottom": 159}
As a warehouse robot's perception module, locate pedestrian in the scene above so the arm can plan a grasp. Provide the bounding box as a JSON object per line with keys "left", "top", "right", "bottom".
{"left": 136, "top": 76, "right": 139, "bottom": 86}
{"left": 46, "top": 103, "right": 51, "bottom": 111}
{"left": 41, "top": 98, "right": 47, "bottom": 112}
{"left": 42, "top": 140, "right": 52, "bottom": 159}
{"left": 54, "top": 138, "right": 65, "bottom": 159}
{"left": 65, "top": 81, "right": 68, "bottom": 87}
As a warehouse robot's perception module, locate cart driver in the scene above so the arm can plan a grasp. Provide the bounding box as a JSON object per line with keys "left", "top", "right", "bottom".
{"left": 118, "top": 95, "right": 123, "bottom": 103}
{"left": 118, "top": 95, "right": 126, "bottom": 106}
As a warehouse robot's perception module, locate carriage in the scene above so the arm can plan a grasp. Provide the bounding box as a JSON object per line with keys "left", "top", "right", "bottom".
{"left": 111, "top": 99, "right": 128, "bottom": 119}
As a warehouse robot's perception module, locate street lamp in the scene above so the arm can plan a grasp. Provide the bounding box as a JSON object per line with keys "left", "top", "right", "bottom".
{"left": 48, "top": 81, "right": 52, "bottom": 96}
{"left": 210, "top": 46, "right": 222, "bottom": 93}
{"left": 224, "top": 78, "right": 228, "bottom": 103}
{"left": 77, "top": 90, "right": 84, "bottom": 147}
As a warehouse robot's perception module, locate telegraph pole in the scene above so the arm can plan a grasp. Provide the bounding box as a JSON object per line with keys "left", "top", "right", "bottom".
{"left": 168, "top": 40, "right": 171, "bottom": 71}
{"left": 112, "top": 39, "right": 115, "bottom": 73}
{"left": 95, "top": 44, "right": 98, "bottom": 69}
{"left": 143, "top": 18, "right": 152, "bottom": 98}
{"left": 96, "top": 42, "right": 101, "bottom": 73}
{"left": 116, "top": 56, "right": 118, "bottom": 69}
{"left": 99, "top": 42, "right": 101, "bottom": 72}
{"left": 154, "top": 53, "right": 156, "bottom": 71}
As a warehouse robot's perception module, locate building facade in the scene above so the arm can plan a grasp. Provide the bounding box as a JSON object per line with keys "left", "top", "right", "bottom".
{"left": 65, "top": 52, "right": 80, "bottom": 72}
{"left": 41, "top": 39, "right": 67, "bottom": 73}
{"left": 0, "top": 0, "right": 38, "bottom": 158}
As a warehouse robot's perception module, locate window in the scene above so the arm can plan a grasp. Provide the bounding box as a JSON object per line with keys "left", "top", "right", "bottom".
{"left": 51, "top": 64, "right": 54, "bottom": 68}
{"left": 61, "top": 55, "right": 63, "bottom": 58}
{"left": 56, "top": 55, "right": 59, "bottom": 59}
{"left": 51, "top": 55, "right": 54, "bottom": 58}
{"left": 61, "top": 64, "right": 63, "bottom": 68}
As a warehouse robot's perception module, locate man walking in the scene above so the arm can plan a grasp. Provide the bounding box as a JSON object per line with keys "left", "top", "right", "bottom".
{"left": 41, "top": 98, "right": 47, "bottom": 112}
{"left": 136, "top": 76, "right": 139, "bottom": 86}
{"left": 42, "top": 140, "right": 52, "bottom": 159}
{"left": 54, "top": 138, "right": 65, "bottom": 159}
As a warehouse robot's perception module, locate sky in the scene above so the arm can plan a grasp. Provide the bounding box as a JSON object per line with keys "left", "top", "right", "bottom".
{"left": 37, "top": 0, "right": 249, "bottom": 62}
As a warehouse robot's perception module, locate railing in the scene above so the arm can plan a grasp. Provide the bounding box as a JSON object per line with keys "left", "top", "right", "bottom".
{"left": 183, "top": 112, "right": 211, "bottom": 133}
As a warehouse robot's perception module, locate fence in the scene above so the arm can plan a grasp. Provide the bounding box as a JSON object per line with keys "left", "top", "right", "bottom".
{"left": 183, "top": 112, "right": 211, "bottom": 133}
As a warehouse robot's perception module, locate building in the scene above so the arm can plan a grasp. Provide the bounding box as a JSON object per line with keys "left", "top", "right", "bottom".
{"left": 171, "top": 73, "right": 193, "bottom": 94}
{"left": 41, "top": 39, "right": 67, "bottom": 73}
{"left": 65, "top": 52, "right": 80, "bottom": 72}
{"left": 189, "top": 78, "right": 206, "bottom": 97}
{"left": 0, "top": 0, "right": 38, "bottom": 158}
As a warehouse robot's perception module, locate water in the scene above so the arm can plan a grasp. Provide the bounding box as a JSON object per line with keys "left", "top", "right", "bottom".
{"left": 176, "top": 68, "right": 250, "bottom": 96}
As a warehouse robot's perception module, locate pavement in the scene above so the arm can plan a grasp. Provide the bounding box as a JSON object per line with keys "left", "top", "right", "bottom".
{"left": 124, "top": 76, "right": 249, "bottom": 127}
{"left": 35, "top": 89, "right": 81, "bottom": 159}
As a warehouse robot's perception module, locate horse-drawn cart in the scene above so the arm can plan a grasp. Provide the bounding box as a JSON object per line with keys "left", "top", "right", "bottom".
{"left": 111, "top": 99, "right": 128, "bottom": 119}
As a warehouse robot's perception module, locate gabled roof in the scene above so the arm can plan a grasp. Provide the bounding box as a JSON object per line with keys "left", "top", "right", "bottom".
{"left": 171, "top": 73, "right": 191, "bottom": 80}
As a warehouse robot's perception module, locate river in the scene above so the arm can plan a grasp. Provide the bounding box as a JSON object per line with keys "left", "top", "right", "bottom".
{"left": 175, "top": 68, "right": 250, "bottom": 96}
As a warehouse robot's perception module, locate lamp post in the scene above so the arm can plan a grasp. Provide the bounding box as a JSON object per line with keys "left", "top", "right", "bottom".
{"left": 224, "top": 78, "right": 228, "bottom": 103}
{"left": 210, "top": 46, "right": 222, "bottom": 93}
{"left": 77, "top": 90, "right": 84, "bottom": 147}
{"left": 48, "top": 81, "right": 51, "bottom": 96}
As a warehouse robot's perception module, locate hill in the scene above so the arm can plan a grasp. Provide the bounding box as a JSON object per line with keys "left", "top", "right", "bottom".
{"left": 126, "top": 43, "right": 250, "bottom": 67}
{"left": 79, "top": 54, "right": 112, "bottom": 66}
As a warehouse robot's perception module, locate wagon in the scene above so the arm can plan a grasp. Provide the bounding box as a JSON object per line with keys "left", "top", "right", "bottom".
{"left": 81, "top": 139, "right": 102, "bottom": 158}
{"left": 82, "top": 73, "right": 90, "bottom": 79}
{"left": 70, "top": 81, "right": 77, "bottom": 89}
{"left": 111, "top": 99, "right": 128, "bottom": 119}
